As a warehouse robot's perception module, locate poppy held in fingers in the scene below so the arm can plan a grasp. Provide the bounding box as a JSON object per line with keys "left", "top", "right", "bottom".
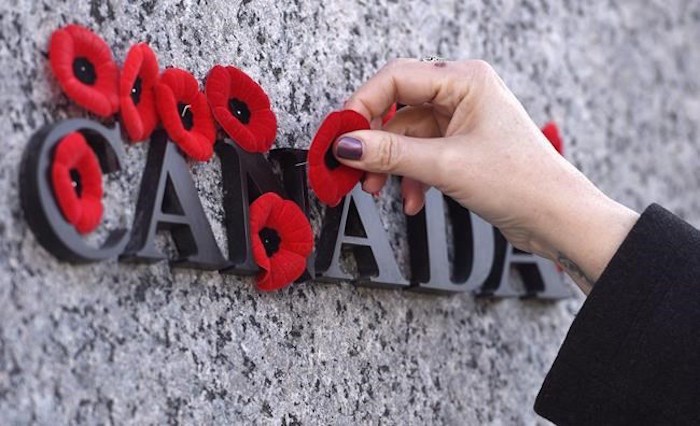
{"left": 205, "top": 65, "right": 277, "bottom": 153}
{"left": 308, "top": 110, "right": 370, "bottom": 206}
{"left": 155, "top": 68, "right": 216, "bottom": 161}
{"left": 119, "top": 43, "right": 160, "bottom": 142}
{"left": 49, "top": 24, "right": 119, "bottom": 117}
{"left": 249, "top": 192, "right": 314, "bottom": 292}
{"left": 541, "top": 121, "right": 564, "bottom": 155}
{"left": 51, "top": 132, "right": 104, "bottom": 234}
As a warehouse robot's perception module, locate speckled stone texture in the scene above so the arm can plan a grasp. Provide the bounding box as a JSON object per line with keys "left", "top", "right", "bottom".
{"left": 1, "top": 0, "right": 699, "bottom": 424}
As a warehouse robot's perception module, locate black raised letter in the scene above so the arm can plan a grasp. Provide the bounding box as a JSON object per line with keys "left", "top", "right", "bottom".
{"left": 19, "top": 119, "right": 129, "bottom": 262}
{"left": 315, "top": 185, "right": 409, "bottom": 289}
{"left": 407, "top": 188, "right": 495, "bottom": 293}
{"left": 268, "top": 148, "right": 315, "bottom": 280}
{"left": 479, "top": 231, "right": 570, "bottom": 299}
{"left": 216, "top": 140, "right": 287, "bottom": 275}
{"left": 121, "top": 131, "right": 227, "bottom": 269}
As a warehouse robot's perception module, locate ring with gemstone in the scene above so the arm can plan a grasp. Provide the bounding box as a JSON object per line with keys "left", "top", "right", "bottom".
{"left": 420, "top": 56, "right": 447, "bottom": 63}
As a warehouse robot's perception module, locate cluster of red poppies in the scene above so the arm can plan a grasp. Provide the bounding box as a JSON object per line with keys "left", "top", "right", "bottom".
{"left": 47, "top": 24, "right": 311, "bottom": 291}
{"left": 49, "top": 24, "right": 277, "bottom": 157}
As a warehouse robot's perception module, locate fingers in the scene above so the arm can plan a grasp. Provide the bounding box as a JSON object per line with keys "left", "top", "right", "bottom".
{"left": 361, "top": 107, "right": 391, "bottom": 194}
{"left": 361, "top": 105, "right": 442, "bottom": 194}
{"left": 402, "top": 177, "right": 429, "bottom": 216}
{"left": 333, "top": 129, "right": 449, "bottom": 188}
{"left": 361, "top": 173, "right": 388, "bottom": 194}
{"left": 344, "top": 58, "right": 490, "bottom": 122}
{"left": 383, "top": 104, "right": 442, "bottom": 136}
{"left": 337, "top": 58, "right": 496, "bottom": 199}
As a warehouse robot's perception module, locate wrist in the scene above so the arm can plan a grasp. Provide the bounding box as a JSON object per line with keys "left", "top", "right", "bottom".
{"left": 530, "top": 174, "right": 639, "bottom": 293}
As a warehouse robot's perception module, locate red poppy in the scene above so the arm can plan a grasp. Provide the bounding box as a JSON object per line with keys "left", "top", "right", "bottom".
{"left": 119, "top": 43, "right": 160, "bottom": 142}
{"left": 50, "top": 132, "right": 103, "bottom": 234}
{"left": 205, "top": 65, "right": 277, "bottom": 153}
{"left": 541, "top": 121, "right": 564, "bottom": 155}
{"left": 155, "top": 68, "right": 216, "bottom": 161}
{"left": 48, "top": 24, "right": 119, "bottom": 117}
{"left": 382, "top": 103, "right": 397, "bottom": 125}
{"left": 249, "top": 192, "right": 314, "bottom": 292}
{"left": 308, "top": 110, "right": 370, "bottom": 206}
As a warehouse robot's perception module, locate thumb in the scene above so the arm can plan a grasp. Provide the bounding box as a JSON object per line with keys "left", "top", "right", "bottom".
{"left": 333, "top": 129, "right": 448, "bottom": 188}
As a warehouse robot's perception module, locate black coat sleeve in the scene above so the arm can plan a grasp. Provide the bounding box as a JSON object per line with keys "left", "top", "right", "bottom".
{"left": 534, "top": 204, "right": 700, "bottom": 425}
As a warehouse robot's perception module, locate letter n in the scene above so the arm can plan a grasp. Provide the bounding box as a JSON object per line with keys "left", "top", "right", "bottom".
{"left": 215, "top": 140, "right": 289, "bottom": 275}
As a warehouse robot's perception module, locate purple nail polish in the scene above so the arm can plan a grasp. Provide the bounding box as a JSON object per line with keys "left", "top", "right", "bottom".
{"left": 336, "top": 137, "right": 363, "bottom": 160}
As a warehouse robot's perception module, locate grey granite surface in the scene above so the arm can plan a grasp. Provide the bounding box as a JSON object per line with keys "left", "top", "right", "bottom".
{"left": 1, "top": 0, "right": 700, "bottom": 424}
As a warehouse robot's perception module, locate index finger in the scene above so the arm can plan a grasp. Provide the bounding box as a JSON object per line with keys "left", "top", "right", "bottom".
{"left": 344, "top": 58, "right": 483, "bottom": 122}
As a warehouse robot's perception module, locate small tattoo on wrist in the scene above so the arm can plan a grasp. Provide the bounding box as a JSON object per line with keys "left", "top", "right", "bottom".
{"left": 557, "top": 253, "right": 595, "bottom": 291}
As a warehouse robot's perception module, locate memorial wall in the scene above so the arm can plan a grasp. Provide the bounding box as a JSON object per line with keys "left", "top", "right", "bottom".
{"left": 2, "top": 0, "right": 700, "bottom": 423}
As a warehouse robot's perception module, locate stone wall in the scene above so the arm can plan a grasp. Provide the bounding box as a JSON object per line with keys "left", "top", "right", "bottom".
{"left": 1, "top": 0, "right": 699, "bottom": 424}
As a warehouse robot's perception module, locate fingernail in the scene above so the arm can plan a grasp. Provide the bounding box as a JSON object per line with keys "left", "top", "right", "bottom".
{"left": 336, "top": 137, "right": 363, "bottom": 160}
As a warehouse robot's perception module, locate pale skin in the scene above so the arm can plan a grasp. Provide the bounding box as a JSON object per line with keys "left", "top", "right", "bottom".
{"left": 333, "top": 58, "right": 639, "bottom": 294}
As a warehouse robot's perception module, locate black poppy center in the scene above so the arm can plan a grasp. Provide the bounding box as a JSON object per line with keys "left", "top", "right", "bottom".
{"left": 324, "top": 145, "right": 341, "bottom": 170}
{"left": 131, "top": 76, "right": 143, "bottom": 105}
{"left": 228, "top": 98, "right": 251, "bottom": 124}
{"left": 259, "top": 227, "right": 281, "bottom": 257}
{"left": 72, "top": 57, "right": 96, "bottom": 85}
{"left": 69, "top": 168, "right": 83, "bottom": 197}
{"left": 178, "top": 102, "right": 194, "bottom": 130}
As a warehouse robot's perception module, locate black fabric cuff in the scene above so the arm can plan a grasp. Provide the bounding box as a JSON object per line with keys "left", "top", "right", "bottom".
{"left": 535, "top": 204, "right": 700, "bottom": 425}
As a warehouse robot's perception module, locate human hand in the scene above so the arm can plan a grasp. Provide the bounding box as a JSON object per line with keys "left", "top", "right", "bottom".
{"left": 334, "top": 58, "right": 639, "bottom": 293}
